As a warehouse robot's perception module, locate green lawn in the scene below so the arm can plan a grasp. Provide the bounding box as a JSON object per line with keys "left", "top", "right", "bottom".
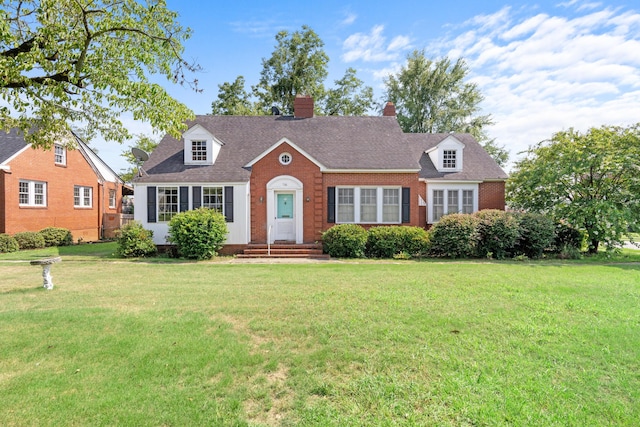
{"left": 1, "top": 244, "right": 639, "bottom": 426}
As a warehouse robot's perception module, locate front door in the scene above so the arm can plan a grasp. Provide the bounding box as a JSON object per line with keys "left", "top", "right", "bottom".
{"left": 275, "top": 192, "right": 295, "bottom": 241}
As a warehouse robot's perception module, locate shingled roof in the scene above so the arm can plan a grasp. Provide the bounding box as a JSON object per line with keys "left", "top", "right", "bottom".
{"left": 0, "top": 128, "right": 30, "bottom": 164}
{"left": 136, "top": 115, "right": 422, "bottom": 183}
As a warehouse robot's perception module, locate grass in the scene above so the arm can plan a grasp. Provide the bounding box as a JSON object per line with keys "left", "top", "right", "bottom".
{"left": 1, "top": 244, "right": 639, "bottom": 426}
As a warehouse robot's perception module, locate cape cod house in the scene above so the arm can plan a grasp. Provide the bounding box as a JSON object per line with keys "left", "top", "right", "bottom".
{"left": 0, "top": 129, "right": 126, "bottom": 241}
{"left": 133, "top": 96, "right": 507, "bottom": 254}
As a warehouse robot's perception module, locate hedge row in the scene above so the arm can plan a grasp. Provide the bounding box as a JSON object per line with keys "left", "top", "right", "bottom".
{"left": 0, "top": 227, "right": 73, "bottom": 253}
{"left": 321, "top": 211, "right": 583, "bottom": 260}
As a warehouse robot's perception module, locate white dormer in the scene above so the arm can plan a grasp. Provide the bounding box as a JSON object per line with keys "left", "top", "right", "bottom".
{"left": 427, "top": 135, "right": 465, "bottom": 173}
{"left": 183, "top": 124, "right": 223, "bottom": 166}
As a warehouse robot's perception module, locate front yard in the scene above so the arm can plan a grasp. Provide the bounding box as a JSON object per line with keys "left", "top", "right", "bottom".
{"left": 1, "top": 244, "right": 639, "bottom": 426}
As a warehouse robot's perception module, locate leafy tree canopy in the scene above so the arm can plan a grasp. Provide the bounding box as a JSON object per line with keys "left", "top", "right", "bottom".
{"left": 211, "top": 76, "right": 256, "bottom": 116}
{"left": 1, "top": 0, "right": 197, "bottom": 149}
{"left": 120, "top": 134, "right": 159, "bottom": 183}
{"left": 507, "top": 124, "right": 640, "bottom": 253}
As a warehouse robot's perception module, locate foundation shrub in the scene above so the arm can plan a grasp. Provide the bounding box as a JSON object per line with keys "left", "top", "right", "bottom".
{"left": 513, "top": 213, "right": 555, "bottom": 258}
{"left": 475, "top": 210, "right": 520, "bottom": 259}
{"left": 39, "top": 227, "right": 73, "bottom": 247}
{"left": 322, "top": 224, "right": 368, "bottom": 258}
{"left": 168, "top": 208, "right": 228, "bottom": 260}
{"left": 13, "top": 231, "right": 46, "bottom": 250}
{"left": 0, "top": 233, "right": 19, "bottom": 253}
{"left": 366, "top": 226, "right": 430, "bottom": 258}
{"left": 429, "top": 214, "right": 480, "bottom": 258}
{"left": 115, "top": 221, "right": 158, "bottom": 258}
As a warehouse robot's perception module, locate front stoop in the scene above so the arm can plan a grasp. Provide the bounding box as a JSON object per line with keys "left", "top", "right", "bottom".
{"left": 237, "top": 242, "right": 330, "bottom": 259}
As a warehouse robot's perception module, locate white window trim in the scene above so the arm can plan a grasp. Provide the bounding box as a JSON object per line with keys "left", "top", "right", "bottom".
{"left": 19, "top": 180, "right": 47, "bottom": 207}
{"left": 427, "top": 183, "right": 478, "bottom": 224}
{"left": 74, "top": 186, "right": 93, "bottom": 208}
{"left": 54, "top": 144, "right": 66, "bottom": 166}
{"left": 336, "top": 186, "right": 402, "bottom": 224}
{"left": 158, "top": 186, "right": 179, "bottom": 222}
{"left": 201, "top": 186, "right": 224, "bottom": 213}
{"left": 279, "top": 152, "right": 292, "bottom": 165}
{"left": 109, "top": 189, "right": 117, "bottom": 209}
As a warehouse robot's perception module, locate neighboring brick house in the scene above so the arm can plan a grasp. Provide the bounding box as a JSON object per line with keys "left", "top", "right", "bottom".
{"left": 0, "top": 129, "right": 125, "bottom": 241}
{"left": 133, "top": 95, "right": 508, "bottom": 253}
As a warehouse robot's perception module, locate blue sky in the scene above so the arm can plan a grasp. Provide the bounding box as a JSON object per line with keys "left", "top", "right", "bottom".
{"left": 100, "top": 0, "right": 640, "bottom": 172}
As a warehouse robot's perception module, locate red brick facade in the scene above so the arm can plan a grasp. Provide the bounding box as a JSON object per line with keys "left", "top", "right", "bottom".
{"left": 478, "top": 181, "right": 506, "bottom": 211}
{"left": 1, "top": 145, "right": 122, "bottom": 241}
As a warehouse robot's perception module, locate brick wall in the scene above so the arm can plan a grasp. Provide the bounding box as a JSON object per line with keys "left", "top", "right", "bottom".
{"left": 479, "top": 181, "right": 506, "bottom": 210}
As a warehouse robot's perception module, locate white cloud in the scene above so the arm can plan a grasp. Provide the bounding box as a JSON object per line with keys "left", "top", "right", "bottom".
{"left": 341, "top": 12, "right": 357, "bottom": 26}
{"left": 342, "top": 25, "right": 411, "bottom": 63}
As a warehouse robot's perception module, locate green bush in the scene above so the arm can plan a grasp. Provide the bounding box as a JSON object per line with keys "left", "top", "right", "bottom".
{"left": 552, "top": 220, "right": 584, "bottom": 253}
{"left": 366, "top": 226, "right": 430, "bottom": 258}
{"left": 168, "top": 208, "right": 228, "bottom": 260}
{"left": 514, "top": 213, "right": 555, "bottom": 258}
{"left": 322, "top": 224, "right": 368, "bottom": 258}
{"left": 38, "top": 227, "right": 73, "bottom": 247}
{"left": 13, "top": 231, "right": 46, "bottom": 250}
{"left": 115, "top": 221, "right": 157, "bottom": 258}
{"left": 428, "top": 214, "right": 480, "bottom": 258}
{"left": 0, "top": 233, "right": 19, "bottom": 253}
{"left": 474, "top": 210, "right": 520, "bottom": 259}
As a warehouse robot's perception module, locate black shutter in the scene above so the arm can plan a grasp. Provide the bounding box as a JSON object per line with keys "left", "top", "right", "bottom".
{"left": 192, "top": 186, "right": 201, "bottom": 209}
{"left": 179, "top": 186, "right": 189, "bottom": 212}
{"left": 327, "top": 187, "right": 336, "bottom": 223}
{"left": 147, "top": 186, "right": 156, "bottom": 223}
{"left": 224, "top": 186, "right": 234, "bottom": 222}
{"left": 402, "top": 187, "right": 410, "bottom": 223}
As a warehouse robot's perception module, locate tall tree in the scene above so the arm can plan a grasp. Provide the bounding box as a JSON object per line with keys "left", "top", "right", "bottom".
{"left": 321, "top": 68, "right": 375, "bottom": 116}
{"left": 1, "top": 0, "right": 197, "bottom": 149}
{"left": 210, "top": 76, "right": 257, "bottom": 116}
{"left": 384, "top": 50, "right": 495, "bottom": 136}
{"left": 253, "top": 25, "right": 328, "bottom": 115}
{"left": 119, "top": 134, "right": 159, "bottom": 183}
{"left": 507, "top": 124, "right": 640, "bottom": 253}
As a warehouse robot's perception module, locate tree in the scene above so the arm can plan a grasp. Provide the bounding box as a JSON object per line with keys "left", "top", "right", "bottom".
{"left": 482, "top": 138, "right": 509, "bottom": 168}
{"left": 1, "top": 0, "right": 197, "bottom": 149}
{"left": 211, "top": 76, "right": 257, "bottom": 116}
{"left": 252, "top": 25, "right": 329, "bottom": 115}
{"left": 384, "top": 50, "right": 493, "bottom": 137}
{"left": 507, "top": 124, "right": 640, "bottom": 254}
{"left": 321, "top": 68, "right": 375, "bottom": 116}
{"left": 120, "top": 134, "right": 158, "bottom": 183}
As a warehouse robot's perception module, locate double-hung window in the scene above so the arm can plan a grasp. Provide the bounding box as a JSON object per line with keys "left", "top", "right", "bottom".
{"left": 54, "top": 144, "right": 66, "bottom": 165}
{"left": 337, "top": 187, "right": 401, "bottom": 224}
{"left": 442, "top": 150, "right": 457, "bottom": 169}
{"left": 430, "top": 187, "right": 476, "bottom": 223}
{"left": 158, "top": 187, "right": 179, "bottom": 222}
{"left": 462, "top": 190, "right": 474, "bottom": 214}
{"left": 202, "top": 186, "right": 223, "bottom": 213}
{"left": 109, "top": 190, "right": 117, "bottom": 208}
{"left": 337, "top": 188, "right": 355, "bottom": 223}
{"left": 74, "top": 186, "right": 93, "bottom": 208}
{"left": 19, "top": 180, "right": 47, "bottom": 207}
{"left": 191, "top": 140, "right": 207, "bottom": 162}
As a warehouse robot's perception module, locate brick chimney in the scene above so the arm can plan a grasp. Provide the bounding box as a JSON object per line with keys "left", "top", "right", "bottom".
{"left": 294, "top": 94, "right": 314, "bottom": 118}
{"left": 383, "top": 101, "right": 396, "bottom": 117}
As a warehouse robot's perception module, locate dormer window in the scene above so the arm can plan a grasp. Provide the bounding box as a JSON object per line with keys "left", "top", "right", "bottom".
{"left": 442, "top": 150, "right": 456, "bottom": 169}
{"left": 191, "top": 140, "right": 207, "bottom": 162}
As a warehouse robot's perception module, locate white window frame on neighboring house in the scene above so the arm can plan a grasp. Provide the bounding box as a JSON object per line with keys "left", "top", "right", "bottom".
{"left": 336, "top": 186, "right": 402, "bottom": 224}
{"left": 109, "top": 189, "right": 117, "bottom": 208}
{"left": 19, "top": 180, "right": 47, "bottom": 207}
{"left": 54, "top": 144, "right": 66, "bottom": 166}
{"left": 74, "top": 186, "right": 93, "bottom": 208}
{"left": 428, "top": 183, "right": 478, "bottom": 223}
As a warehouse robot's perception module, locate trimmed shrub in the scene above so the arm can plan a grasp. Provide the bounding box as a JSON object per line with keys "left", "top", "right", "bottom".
{"left": 514, "top": 213, "right": 555, "bottom": 258}
{"left": 0, "top": 233, "right": 19, "bottom": 253}
{"left": 322, "top": 224, "right": 368, "bottom": 258}
{"left": 39, "top": 227, "right": 73, "bottom": 247}
{"left": 366, "top": 226, "right": 430, "bottom": 258}
{"left": 115, "top": 221, "right": 157, "bottom": 258}
{"left": 13, "top": 231, "right": 46, "bottom": 250}
{"left": 474, "top": 210, "right": 520, "bottom": 259}
{"left": 552, "top": 220, "right": 584, "bottom": 253}
{"left": 429, "top": 214, "right": 480, "bottom": 258}
{"left": 168, "top": 208, "right": 228, "bottom": 260}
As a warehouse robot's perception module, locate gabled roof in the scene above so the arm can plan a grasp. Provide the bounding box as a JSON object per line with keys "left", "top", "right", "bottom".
{"left": 0, "top": 128, "right": 30, "bottom": 165}
{"left": 405, "top": 133, "right": 508, "bottom": 181}
{"left": 136, "top": 115, "right": 421, "bottom": 183}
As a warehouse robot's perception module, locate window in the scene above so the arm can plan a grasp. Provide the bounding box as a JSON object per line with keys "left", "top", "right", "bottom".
{"left": 442, "top": 150, "right": 456, "bottom": 169}
{"left": 336, "top": 187, "right": 402, "bottom": 224}
{"left": 19, "top": 180, "right": 47, "bottom": 207}
{"left": 337, "top": 188, "right": 354, "bottom": 223}
{"left": 191, "top": 140, "right": 207, "bottom": 162}
{"left": 74, "top": 186, "right": 93, "bottom": 208}
{"left": 54, "top": 144, "right": 66, "bottom": 165}
{"left": 279, "top": 152, "right": 292, "bottom": 165}
{"left": 158, "top": 187, "right": 178, "bottom": 222}
{"left": 202, "top": 186, "right": 223, "bottom": 212}
{"left": 109, "top": 190, "right": 116, "bottom": 208}
{"left": 382, "top": 189, "right": 400, "bottom": 223}
{"left": 462, "top": 190, "right": 474, "bottom": 214}
{"left": 360, "top": 188, "right": 377, "bottom": 222}
{"left": 447, "top": 190, "right": 459, "bottom": 215}
{"left": 433, "top": 190, "right": 444, "bottom": 222}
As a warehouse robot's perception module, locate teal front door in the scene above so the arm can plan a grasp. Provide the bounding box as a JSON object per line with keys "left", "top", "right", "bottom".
{"left": 275, "top": 192, "right": 295, "bottom": 241}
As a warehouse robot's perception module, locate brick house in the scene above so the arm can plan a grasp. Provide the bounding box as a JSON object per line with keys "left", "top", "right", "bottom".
{"left": 0, "top": 129, "right": 125, "bottom": 241}
{"left": 133, "top": 96, "right": 507, "bottom": 253}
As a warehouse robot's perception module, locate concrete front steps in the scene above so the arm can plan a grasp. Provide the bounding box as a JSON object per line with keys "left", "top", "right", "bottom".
{"left": 237, "top": 242, "right": 330, "bottom": 259}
